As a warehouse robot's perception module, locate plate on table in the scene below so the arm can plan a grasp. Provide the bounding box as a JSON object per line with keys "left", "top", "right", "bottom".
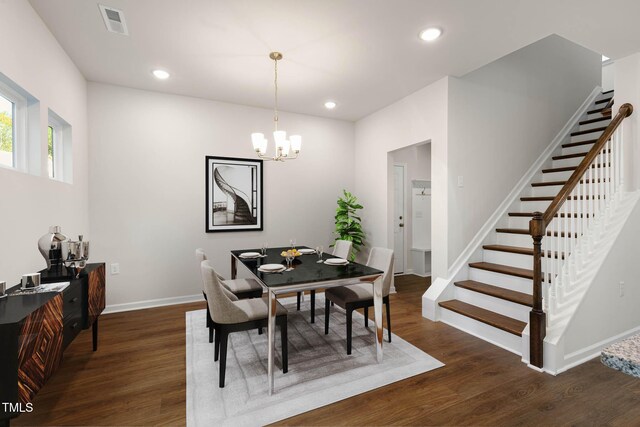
{"left": 240, "top": 252, "right": 262, "bottom": 259}
{"left": 258, "top": 264, "right": 286, "bottom": 273}
{"left": 298, "top": 248, "right": 316, "bottom": 255}
{"left": 324, "top": 258, "right": 349, "bottom": 266}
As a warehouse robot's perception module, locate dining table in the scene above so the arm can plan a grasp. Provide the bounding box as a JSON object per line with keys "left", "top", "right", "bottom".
{"left": 230, "top": 246, "right": 384, "bottom": 395}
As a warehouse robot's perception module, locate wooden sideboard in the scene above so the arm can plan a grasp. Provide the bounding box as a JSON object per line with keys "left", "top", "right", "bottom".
{"left": 0, "top": 263, "right": 105, "bottom": 425}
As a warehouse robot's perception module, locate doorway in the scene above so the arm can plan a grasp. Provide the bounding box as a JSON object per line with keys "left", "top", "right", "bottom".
{"left": 393, "top": 164, "right": 405, "bottom": 274}
{"left": 388, "top": 143, "right": 431, "bottom": 276}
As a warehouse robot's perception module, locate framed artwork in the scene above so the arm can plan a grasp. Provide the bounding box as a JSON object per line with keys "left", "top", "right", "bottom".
{"left": 205, "top": 156, "right": 263, "bottom": 232}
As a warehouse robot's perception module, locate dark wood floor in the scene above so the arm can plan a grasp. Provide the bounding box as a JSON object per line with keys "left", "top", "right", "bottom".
{"left": 14, "top": 275, "right": 640, "bottom": 426}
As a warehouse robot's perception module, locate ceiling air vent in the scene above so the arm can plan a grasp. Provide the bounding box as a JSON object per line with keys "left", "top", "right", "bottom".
{"left": 98, "top": 4, "right": 129, "bottom": 36}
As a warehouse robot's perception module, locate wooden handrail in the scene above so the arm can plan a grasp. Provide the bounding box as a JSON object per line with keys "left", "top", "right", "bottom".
{"left": 528, "top": 102, "right": 633, "bottom": 369}
{"left": 541, "top": 103, "right": 633, "bottom": 227}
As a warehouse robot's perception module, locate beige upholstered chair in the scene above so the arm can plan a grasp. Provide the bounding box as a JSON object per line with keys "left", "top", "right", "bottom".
{"left": 201, "top": 260, "right": 288, "bottom": 388}
{"left": 298, "top": 240, "right": 353, "bottom": 323}
{"left": 196, "top": 248, "right": 265, "bottom": 343}
{"left": 195, "top": 248, "right": 263, "bottom": 299}
{"left": 324, "top": 247, "right": 394, "bottom": 355}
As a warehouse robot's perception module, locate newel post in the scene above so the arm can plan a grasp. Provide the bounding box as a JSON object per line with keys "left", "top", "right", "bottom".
{"left": 529, "top": 211, "right": 546, "bottom": 369}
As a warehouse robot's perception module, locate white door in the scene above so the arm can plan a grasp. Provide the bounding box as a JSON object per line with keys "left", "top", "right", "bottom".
{"left": 393, "top": 165, "right": 405, "bottom": 273}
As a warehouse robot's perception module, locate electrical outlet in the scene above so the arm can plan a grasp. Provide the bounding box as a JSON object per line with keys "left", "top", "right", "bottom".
{"left": 110, "top": 263, "right": 120, "bottom": 275}
{"left": 619, "top": 281, "right": 625, "bottom": 297}
{"left": 457, "top": 176, "right": 464, "bottom": 188}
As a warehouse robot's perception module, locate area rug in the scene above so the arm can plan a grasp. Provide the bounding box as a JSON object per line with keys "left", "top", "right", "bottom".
{"left": 186, "top": 295, "right": 443, "bottom": 426}
{"left": 602, "top": 334, "right": 640, "bottom": 378}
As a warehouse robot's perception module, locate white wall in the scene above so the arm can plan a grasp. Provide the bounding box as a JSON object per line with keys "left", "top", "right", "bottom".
{"left": 87, "top": 83, "right": 355, "bottom": 307}
{"left": 0, "top": 0, "right": 88, "bottom": 284}
{"left": 613, "top": 52, "right": 640, "bottom": 191}
{"left": 602, "top": 61, "right": 615, "bottom": 92}
{"left": 354, "top": 77, "right": 449, "bottom": 279}
{"left": 563, "top": 195, "right": 640, "bottom": 355}
{"left": 446, "top": 35, "right": 601, "bottom": 266}
{"left": 388, "top": 143, "right": 431, "bottom": 272}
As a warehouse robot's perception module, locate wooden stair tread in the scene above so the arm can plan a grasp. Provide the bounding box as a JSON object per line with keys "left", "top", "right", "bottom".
{"left": 587, "top": 107, "right": 607, "bottom": 115}
{"left": 531, "top": 180, "right": 566, "bottom": 187}
{"left": 508, "top": 212, "right": 591, "bottom": 219}
{"left": 468, "top": 262, "right": 533, "bottom": 280}
{"left": 570, "top": 126, "right": 607, "bottom": 136}
{"left": 455, "top": 280, "right": 533, "bottom": 307}
{"left": 552, "top": 149, "right": 609, "bottom": 161}
{"left": 562, "top": 138, "right": 601, "bottom": 148}
{"left": 542, "top": 163, "right": 609, "bottom": 173}
{"left": 496, "top": 228, "right": 578, "bottom": 238}
{"left": 579, "top": 116, "right": 611, "bottom": 125}
{"left": 438, "top": 300, "right": 526, "bottom": 336}
{"left": 483, "top": 244, "right": 565, "bottom": 259}
{"left": 521, "top": 196, "right": 554, "bottom": 201}
{"left": 602, "top": 89, "right": 614, "bottom": 95}
{"left": 595, "top": 97, "right": 613, "bottom": 105}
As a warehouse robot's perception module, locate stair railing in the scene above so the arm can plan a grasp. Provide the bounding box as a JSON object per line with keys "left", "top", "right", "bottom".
{"left": 529, "top": 103, "right": 633, "bottom": 369}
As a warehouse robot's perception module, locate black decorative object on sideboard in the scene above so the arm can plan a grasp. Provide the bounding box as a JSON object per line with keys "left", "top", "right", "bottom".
{"left": 0, "top": 263, "right": 105, "bottom": 425}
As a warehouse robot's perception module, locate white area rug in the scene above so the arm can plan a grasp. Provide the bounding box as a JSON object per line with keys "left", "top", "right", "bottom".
{"left": 186, "top": 295, "right": 443, "bottom": 426}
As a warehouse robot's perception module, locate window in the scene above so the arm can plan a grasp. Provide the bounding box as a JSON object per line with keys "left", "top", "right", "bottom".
{"left": 47, "top": 109, "right": 71, "bottom": 182}
{"left": 47, "top": 125, "right": 54, "bottom": 178}
{"left": 0, "top": 73, "right": 32, "bottom": 173}
{"left": 0, "top": 94, "right": 14, "bottom": 168}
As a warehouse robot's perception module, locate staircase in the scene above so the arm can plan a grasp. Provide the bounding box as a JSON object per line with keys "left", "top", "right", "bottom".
{"left": 213, "top": 168, "right": 256, "bottom": 224}
{"left": 435, "top": 90, "right": 632, "bottom": 363}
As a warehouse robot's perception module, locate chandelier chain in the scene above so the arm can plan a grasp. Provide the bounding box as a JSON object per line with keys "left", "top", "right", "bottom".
{"left": 274, "top": 57, "right": 279, "bottom": 130}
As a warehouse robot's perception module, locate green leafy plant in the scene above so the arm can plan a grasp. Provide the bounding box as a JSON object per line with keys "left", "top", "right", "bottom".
{"left": 333, "top": 190, "right": 365, "bottom": 261}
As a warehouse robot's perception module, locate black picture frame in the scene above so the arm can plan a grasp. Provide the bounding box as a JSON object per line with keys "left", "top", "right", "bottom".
{"left": 205, "top": 156, "right": 263, "bottom": 232}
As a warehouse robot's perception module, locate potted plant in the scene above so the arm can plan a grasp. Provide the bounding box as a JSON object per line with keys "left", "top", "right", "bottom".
{"left": 333, "top": 190, "right": 365, "bottom": 261}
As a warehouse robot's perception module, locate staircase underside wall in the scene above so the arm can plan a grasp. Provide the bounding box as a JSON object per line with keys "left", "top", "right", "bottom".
{"left": 551, "top": 192, "right": 640, "bottom": 373}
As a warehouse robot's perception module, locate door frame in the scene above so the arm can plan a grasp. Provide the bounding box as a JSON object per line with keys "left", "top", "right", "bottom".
{"left": 393, "top": 162, "right": 408, "bottom": 275}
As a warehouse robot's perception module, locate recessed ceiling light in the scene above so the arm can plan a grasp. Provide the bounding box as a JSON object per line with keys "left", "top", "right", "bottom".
{"left": 602, "top": 55, "right": 610, "bottom": 62}
{"left": 152, "top": 69, "right": 170, "bottom": 80}
{"left": 419, "top": 27, "right": 442, "bottom": 42}
{"left": 324, "top": 101, "right": 337, "bottom": 110}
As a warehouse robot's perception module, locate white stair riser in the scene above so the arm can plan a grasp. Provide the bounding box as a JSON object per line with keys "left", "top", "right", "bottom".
{"left": 530, "top": 184, "right": 564, "bottom": 198}
{"left": 509, "top": 215, "right": 570, "bottom": 229}
{"left": 562, "top": 143, "right": 595, "bottom": 156}
{"left": 552, "top": 156, "right": 583, "bottom": 169}
{"left": 520, "top": 200, "right": 552, "bottom": 212}
{"left": 570, "top": 130, "right": 603, "bottom": 143}
{"left": 469, "top": 268, "right": 532, "bottom": 294}
{"left": 496, "top": 232, "right": 576, "bottom": 248}
{"left": 542, "top": 169, "right": 574, "bottom": 182}
{"left": 454, "top": 287, "right": 530, "bottom": 323}
{"left": 579, "top": 120, "right": 610, "bottom": 132}
{"left": 483, "top": 249, "right": 532, "bottom": 270}
{"left": 439, "top": 308, "right": 523, "bottom": 355}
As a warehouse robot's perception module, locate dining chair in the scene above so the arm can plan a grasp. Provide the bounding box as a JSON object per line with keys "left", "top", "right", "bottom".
{"left": 296, "top": 240, "right": 353, "bottom": 324}
{"left": 196, "top": 248, "right": 264, "bottom": 343}
{"left": 201, "top": 260, "right": 288, "bottom": 388}
{"left": 323, "top": 247, "right": 394, "bottom": 355}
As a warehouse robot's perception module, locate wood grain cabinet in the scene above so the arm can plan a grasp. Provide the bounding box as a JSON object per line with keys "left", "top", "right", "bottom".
{"left": 0, "top": 263, "right": 105, "bottom": 425}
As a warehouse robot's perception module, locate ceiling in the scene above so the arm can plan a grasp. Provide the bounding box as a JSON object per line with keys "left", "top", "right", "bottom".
{"left": 29, "top": 0, "right": 640, "bottom": 121}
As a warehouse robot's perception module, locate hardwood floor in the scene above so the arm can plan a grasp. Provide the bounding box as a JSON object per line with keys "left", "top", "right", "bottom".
{"left": 14, "top": 275, "right": 640, "bottom": 426}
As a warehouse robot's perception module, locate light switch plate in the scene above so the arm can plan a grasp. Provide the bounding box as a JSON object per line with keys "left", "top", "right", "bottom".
{"left": 110, "top": 263, "right": 120, "bottom": 275}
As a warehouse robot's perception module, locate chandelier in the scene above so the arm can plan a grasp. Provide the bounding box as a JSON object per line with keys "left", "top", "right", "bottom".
{"left": 251, "top": 52, "right": 301, "bottom": 161}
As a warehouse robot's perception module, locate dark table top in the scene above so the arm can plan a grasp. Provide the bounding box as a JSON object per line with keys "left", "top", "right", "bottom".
{"left": 231, "top": 246, "right": 383, "bottom": 289}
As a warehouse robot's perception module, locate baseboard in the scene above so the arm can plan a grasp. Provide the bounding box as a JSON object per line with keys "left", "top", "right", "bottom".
{"left": 103, "top": 293, "right": 204, "bottom": 314}
{"left": 556, "top": 323, "right": 640, "bottom": 374}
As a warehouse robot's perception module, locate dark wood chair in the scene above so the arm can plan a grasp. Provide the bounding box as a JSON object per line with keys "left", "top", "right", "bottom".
{"left": 324, "top": 247, "right": 394, "bottom": 355}
{"left": 201, "top": 260, "right": 288, "bottom": 388}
